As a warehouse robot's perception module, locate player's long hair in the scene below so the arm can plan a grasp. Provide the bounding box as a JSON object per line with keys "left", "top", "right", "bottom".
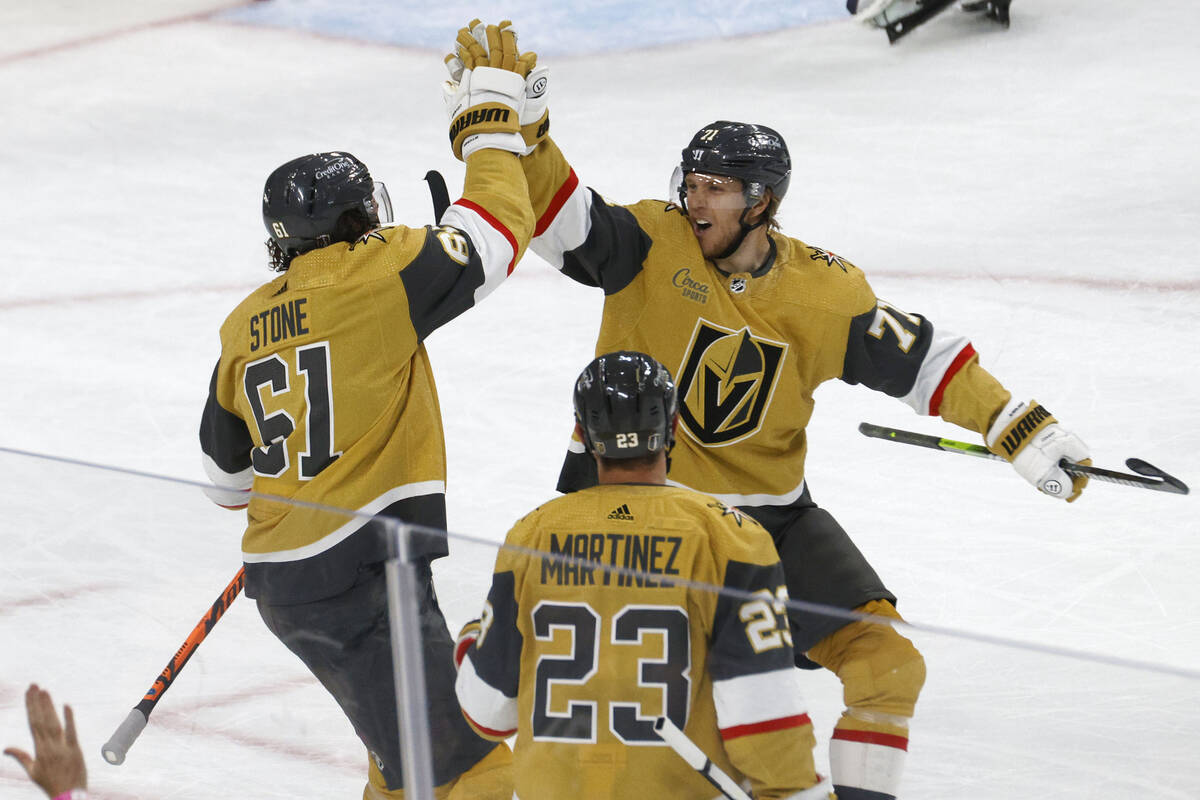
{"left": 265, "top": 209, "right": 372, "bottom": 272}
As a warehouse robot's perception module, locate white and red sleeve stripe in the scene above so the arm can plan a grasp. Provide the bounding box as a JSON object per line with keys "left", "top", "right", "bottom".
{"left": 529, "top": 169, "right": 592, "bottom": 270}
{"left": 454, "top": 651, "right": 518, "bottom": 739}
{"left": 712, "top": 668, "right": 813, "bottom": 740}
{"left": 441, "top": 199, "right": 521, "bottom": 305}
{"left": 829, "top": 726, "right": 908, "bottom": 799}
{"left": 899, "top": 330, "right": 975, "bottom": 417}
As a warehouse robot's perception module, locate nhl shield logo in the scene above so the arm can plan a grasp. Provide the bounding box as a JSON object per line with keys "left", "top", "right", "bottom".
{"left": 676, "top": 319, "right": 787, "bottom": 446}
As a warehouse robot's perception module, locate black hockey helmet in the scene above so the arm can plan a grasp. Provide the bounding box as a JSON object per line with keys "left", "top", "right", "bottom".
{"left": 573, "top": 351, "right": 677, "bottom": 459}
{"left": 262, "top": 152, "right": 392, "bottom": 270}
{"left": 673, "top": 120, "right": 791, "bottom": 209}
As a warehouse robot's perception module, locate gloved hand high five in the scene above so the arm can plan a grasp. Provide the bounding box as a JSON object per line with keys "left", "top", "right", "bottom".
{"left": 987, "top": 398, "right": 1091, "bottom": 502}
{"left": 444, "top": 19, "right": 531, "bottom": 160}
{"left": 451, "top": 19, "right": 537, "bottom": 74}
{"left": 518, "top": 63, "right": 550, "bottom": 155}
{"left": 445, "top": 19, "right": 549, "bottom": 157}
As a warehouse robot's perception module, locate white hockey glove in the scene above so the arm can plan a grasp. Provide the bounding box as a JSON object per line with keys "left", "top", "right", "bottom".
{"left": 445, "top": 19, "right": 548, "bottom": 157}
{"left": 986, "top": 398, "right": 1091, "bottom": 502}
{"left": 518, "top": 63, "right": 550, "bottom": 155}
{"left": 454, "top": 618, "right": 482, "bottom": 670}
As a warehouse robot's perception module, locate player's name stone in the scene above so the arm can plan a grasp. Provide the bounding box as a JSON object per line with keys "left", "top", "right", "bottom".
{"left": 249, "top": 297, "right": 309, "bottom": 352}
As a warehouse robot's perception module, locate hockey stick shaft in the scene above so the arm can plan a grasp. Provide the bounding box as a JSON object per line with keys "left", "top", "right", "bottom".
{"left": 859, "top": 422, "right": 1188, "bottom": 494}
{"left": 654, "top": 717, "right": 752, "bottom": 800}
{"left": 423, "top": 170, "right": 450, "bottom": 223}
{"left": 102, "top": 566, "right": 246, "bottom": 765}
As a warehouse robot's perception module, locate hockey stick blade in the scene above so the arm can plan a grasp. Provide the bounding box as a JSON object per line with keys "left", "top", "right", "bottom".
{"left": 1122, "top": 458, "right": 1187, "bottom": 494}
{"left": 883, "top": 0, "right": 957, "bottom": 43}
{"left": 860, "top": 422, "right": 1189, "bottom": 495}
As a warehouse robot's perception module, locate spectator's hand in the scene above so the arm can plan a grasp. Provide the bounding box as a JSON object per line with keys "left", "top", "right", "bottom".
{"left": 4, "top": 684, "right": 87, "bottom": 799}
{"left": 443, "top": 20, "right": 539, "bottom": 160}
{"left": 987, "top": 399, "right": 1091, "bottom": 502}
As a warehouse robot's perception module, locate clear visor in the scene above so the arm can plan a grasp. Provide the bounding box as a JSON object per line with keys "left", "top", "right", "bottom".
{"left": 668, "top": 167, "right": 749, "bottom": 212}
{"left": 367, "top": 181, "right": 393, "bottom": 226}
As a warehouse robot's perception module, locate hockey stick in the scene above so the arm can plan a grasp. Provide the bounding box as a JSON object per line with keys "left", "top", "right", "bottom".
{"left": 101, "top": 567, "right": 246, "bottom": 765}
{"left": 424, "top": 170, "right": 450, "bottom": 223}
{"left": 859, "top": 422, "right": 1189, "bottom": 495}
{"left": 654, "top": 717, "right": 752, "bottom": 800}
{"left": 961, "top": 0, "right": 1011, "bottom": 27}
{"left": 880, "top": 0, "right": 957, "bottom": 43}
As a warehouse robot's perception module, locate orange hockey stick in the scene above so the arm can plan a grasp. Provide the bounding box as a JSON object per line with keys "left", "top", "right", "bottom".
{"left": 101, "top": 566, "right": 245, "bottom": 765}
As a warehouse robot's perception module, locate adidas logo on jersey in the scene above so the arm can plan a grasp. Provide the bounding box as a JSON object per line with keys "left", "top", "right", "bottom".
{"left": 607, "top": 503, "right": 634, "bottom": 521}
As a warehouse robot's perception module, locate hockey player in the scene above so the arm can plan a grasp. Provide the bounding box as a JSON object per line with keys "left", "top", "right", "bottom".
{"left": 198, "top": 21, "right": 538, "bottom": 799}
{"left": 511, "top": 117, "right": 1093, "bottom": 800}
{"left": 848, "top": 0, "right": 1011, "bottom": 43}
{"left": 455, "top": 351, "right": 832, "bottom": 800}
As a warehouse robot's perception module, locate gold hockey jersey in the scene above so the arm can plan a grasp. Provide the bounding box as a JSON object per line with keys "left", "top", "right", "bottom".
{"left": 199, "top": 150, "right": 533, "bottom": 603}
{"left": 455, "top": 484, "right": 820, "bottom": 800}
{"left": 522, "top": 138, "right": 1011, "bottom": 507}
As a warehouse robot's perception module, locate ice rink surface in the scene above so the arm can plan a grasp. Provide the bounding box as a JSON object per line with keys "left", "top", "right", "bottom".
{"left": 2, "top": 1, "right": 1198, "bottom": 798}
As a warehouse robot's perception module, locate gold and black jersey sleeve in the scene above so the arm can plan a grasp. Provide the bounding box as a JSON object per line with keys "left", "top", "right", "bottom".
{"left": 199, "top": 150, "right": 532, "bottom": 603}
{"left": 455, "top": 485, "right": 821, "bottom": 798}
{"left": 557, "top": 188, "right": 652, "bottom": 296}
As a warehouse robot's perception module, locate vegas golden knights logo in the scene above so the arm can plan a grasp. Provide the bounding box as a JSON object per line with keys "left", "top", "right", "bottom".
{"left": 676, "top": 320, "right": 786, "bottom": 446}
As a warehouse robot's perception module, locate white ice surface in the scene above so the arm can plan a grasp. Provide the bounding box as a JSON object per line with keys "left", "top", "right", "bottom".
{"left": 1, "top": 1, "right": 1198, "bottom": 798}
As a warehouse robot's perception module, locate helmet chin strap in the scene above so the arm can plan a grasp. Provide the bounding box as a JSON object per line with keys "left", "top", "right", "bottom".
{"left": 715, "top": 206, "right": 766, "bottom": 261}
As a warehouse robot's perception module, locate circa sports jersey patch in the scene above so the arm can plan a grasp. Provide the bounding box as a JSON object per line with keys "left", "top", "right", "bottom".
{"left": 671, "top": 267, "right": 710, "bottom": 304}
{"left": 676, "top": 319, "right": 787, "bottom": 446}
{"left": 809, "top": 246, "right": 849, "bottom": 272}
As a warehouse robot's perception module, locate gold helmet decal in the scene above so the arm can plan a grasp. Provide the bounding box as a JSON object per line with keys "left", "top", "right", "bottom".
{"left": 677, "top": 320, "right": 786, "bottom": 445}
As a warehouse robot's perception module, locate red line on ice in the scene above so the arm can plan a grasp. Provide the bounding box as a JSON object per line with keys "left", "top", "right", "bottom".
{"left": 2, "top": 270, "right": 1192, "bottom": 315}
{"left": 873, "top": 269, "right": 1199, "bottom": 293}
{"left": 0, "top": 583, "right": 122, "bottom": 616}
{"left": 0, "top": 284, "right": 259, "bottom": 311}
{"left": 154, "top": 683, "right": 362, "bottom": 772}
{"left": 174, "top": 675, "right": 320, "bottom": 711}
{"left": 0, "top": 2, "right": 258, "bottom": 66}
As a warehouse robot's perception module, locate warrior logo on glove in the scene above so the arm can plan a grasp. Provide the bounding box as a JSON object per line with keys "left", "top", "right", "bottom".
{"left": 994, "top": 403, "right": 1053, "bottom": 457}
